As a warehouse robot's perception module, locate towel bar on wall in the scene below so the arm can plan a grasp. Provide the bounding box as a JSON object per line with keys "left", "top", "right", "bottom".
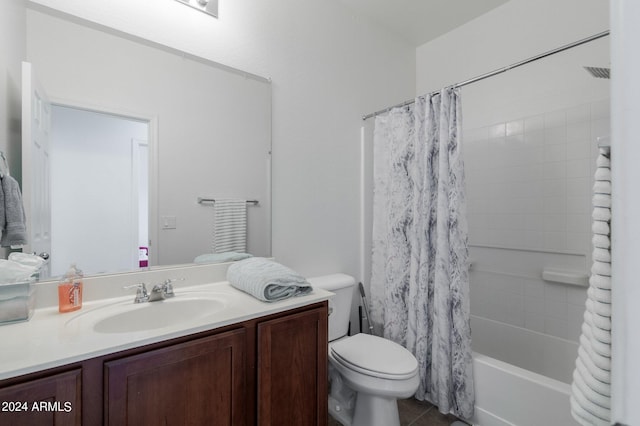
{"left": 197, "top": 197, "right": 259, "bottom": 205}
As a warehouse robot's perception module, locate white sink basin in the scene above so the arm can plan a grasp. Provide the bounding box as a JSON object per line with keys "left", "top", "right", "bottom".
{"left": 66, "top": 294, "right": 228, "bottom": 334}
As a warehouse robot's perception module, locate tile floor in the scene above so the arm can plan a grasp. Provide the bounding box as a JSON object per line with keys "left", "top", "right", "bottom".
{"left": 328, "top": 397, "right": 469, "bottom": 426}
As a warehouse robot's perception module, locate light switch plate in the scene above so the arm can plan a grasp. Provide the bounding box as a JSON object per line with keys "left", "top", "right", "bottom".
{"left": 161, "top": 216, "right": 177, "bottom": 229}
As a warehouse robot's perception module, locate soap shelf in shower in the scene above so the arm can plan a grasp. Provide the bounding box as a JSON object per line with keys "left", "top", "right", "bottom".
{"left": 542, "top": 268, "right": 589, "bottom": 287}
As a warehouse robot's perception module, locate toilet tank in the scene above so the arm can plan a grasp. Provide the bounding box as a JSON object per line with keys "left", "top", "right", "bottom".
{"left": 308, "top": 274, "right": 356, "bottom": 342}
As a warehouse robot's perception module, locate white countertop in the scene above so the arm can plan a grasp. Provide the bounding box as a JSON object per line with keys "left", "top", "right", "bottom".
{"left": 0, "top": 279, "right": 331, "bottom": 381}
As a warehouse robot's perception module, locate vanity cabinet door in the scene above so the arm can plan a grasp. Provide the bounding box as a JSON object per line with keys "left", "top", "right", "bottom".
{"left": 0, "top": 369, "right": 81, "bottom": 426}
{"left": 104, "top": 328, "right": 246, "bottom": 426}
{"left": 256, "top": 305, "right": 328, "bottom": 426}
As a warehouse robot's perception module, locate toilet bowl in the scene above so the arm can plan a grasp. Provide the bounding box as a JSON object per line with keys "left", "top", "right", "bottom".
{"left": 308, "top": 274, "right": 420, "bottom": 426}
{"left": 328, "top": 333, "right": 419, "bottom": 426}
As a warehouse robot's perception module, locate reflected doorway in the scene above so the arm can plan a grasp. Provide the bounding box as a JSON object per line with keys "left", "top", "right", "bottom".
{"left": 50, "top": 105, "right": 149, "bottom": 276}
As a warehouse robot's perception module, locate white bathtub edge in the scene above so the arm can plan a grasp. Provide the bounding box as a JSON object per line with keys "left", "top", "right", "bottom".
{"left": 472, "top": 352, "right": 580, "bottom": 426}
{"left": 473, "top": 407, "right": 515, "bottom": 426}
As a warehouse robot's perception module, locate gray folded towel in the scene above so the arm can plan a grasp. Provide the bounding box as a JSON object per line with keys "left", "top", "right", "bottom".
{"left": 227, "top": 257, "right": 312, "bottom": 302}
{"left": 0, "top": 175, "right": 27, "bottom": 247}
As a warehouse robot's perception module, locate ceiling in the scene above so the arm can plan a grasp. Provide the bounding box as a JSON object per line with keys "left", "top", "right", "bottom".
{"left": 338, "top": 0, "right": 510, "bottom": 46}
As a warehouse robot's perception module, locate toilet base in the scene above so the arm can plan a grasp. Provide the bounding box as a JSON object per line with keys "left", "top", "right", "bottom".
{"left": 352, "top": 393, "right": 401, "bottom": 426}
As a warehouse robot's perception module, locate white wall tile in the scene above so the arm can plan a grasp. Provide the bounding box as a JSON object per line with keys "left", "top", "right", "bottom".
{"left": 544, "top": 317, "right": 569, "bottom": 340}
{"left": 566, "top": 140, "right": 590, "bottom": 160}
{"left": 567, "top": 286, "right": 588, "bottom": 306}
{"left": 464, "top": 100, "right": 607, "bottom": 345}
{"left": 525, "top": 115, "right": 545, "bottom": 132}
{"left": 545, "top": 126, "right": 567, "bottom": 145}
{"left": 525, "top": 312, "right": 546, "bottom": 333}
{"left": 545, "top": 110, "right": 566, "bottom": 128}
{"left": 544, "top": 143, "right": 567, "bottom": 162}
{"left": 566, "top": 159, "right": 590, "bottom": 178}
{"left": 566, "top": 104, "right": 591, "bottom": 124}
{"left": 567, "top": 121, "right": 590, "bottom": 141}
{"left": 544, "top": 282, "right": 568, "bottom": 302}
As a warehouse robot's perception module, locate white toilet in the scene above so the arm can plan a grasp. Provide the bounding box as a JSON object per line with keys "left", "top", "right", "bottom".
{"left": 310, "top": 274, "right": 420, "bottom": 426}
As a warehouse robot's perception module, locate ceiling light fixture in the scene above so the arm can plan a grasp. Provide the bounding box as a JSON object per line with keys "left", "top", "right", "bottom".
{"left": 175, "top": 0, "right": 218, "bottom": 18}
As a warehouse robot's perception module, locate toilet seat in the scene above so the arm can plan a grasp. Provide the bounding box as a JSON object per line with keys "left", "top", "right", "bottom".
{"left": 330, "top": 333, "right": 418, "bottom": 380}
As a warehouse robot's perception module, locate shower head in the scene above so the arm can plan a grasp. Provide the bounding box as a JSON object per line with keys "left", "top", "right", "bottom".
{"left": 584, "top": 66, "right": 610, "bottom": 79}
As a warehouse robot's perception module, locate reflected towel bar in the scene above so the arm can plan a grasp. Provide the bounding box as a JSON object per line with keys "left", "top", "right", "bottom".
{"left": 197, "top": 197, "right": 259, "bottom": 205}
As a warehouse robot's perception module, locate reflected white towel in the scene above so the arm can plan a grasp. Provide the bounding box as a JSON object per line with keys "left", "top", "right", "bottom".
{"left": 194, "top": 252, "right": 252, "bottom": 264}
{"left": 212, "top": 199, "right": 247, "bottom": 253}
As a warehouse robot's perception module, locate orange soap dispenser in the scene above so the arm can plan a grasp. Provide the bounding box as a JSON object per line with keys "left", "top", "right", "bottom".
{"left": 58, "top": 264, "right": 84, "bottom": 313}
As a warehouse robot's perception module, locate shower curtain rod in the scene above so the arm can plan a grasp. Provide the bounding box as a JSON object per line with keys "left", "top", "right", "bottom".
{"left": 362, "top": 30, "right": 610, "bottom": 121}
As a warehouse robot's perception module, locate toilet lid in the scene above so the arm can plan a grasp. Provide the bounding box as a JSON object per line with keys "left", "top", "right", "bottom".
{"left": 330, "top": 333, "right": 418, "bottom": 380}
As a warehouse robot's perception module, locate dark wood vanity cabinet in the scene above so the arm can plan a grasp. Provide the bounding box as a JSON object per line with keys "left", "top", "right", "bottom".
{"left": 104, "top": 329, "right": 247, "bottom": 426}
{"left": 0, "top": 369, "right": 82, "bottom": 426}
{"left": 0, "top": 301, "right": 328, "bottom": 426}
{"left": 257, "top": 308, "right": 327, "bottom": 426}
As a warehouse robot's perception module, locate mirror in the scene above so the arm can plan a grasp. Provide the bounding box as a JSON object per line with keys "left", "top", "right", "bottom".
{"left": 23, "top": 6, "right": 272, "bottom": 278}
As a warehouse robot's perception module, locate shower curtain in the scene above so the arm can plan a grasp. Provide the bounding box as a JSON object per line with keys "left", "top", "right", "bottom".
{"left": 370, "top": 88, "right": 474, "bottom": 419}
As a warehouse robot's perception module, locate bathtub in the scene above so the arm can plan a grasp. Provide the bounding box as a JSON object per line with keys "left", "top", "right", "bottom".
{"left": 470, "top": 316, "right": 581, "bottom": 426}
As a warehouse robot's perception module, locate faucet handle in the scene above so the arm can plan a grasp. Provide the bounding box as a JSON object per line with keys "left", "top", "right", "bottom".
{"left": 123, "top": 283, "right": 149, "bottom": 303}
{"left": 161, "top": 278, "right": 185, "bottom": 298}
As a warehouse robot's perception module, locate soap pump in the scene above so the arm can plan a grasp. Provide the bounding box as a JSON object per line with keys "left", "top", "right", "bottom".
{"left": 58, "top": 263, "right": 83, "bottom": 313}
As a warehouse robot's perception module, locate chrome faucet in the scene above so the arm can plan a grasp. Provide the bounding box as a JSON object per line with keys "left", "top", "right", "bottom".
{"left": 149, "top": 278, "right": 183, "bottom": 302}
{"left": 125, "top": 278, "right": 184, "bottom": 303}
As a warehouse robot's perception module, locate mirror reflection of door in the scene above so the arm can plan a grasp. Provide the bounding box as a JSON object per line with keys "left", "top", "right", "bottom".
{"left": 21, "top": 61, "right": 52, "bottom": 278}
{"left": 50, "top": 105, "right": 149, "bottom": 277}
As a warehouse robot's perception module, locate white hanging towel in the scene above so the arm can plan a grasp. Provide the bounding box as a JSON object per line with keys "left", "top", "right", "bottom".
{"left": 570, "top": 148, "right": 611, "bottom": 426}
{"left": 212, "top": 199, "right": 247, "bottom": 253}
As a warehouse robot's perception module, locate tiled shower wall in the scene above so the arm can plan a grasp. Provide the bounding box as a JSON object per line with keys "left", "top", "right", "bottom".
{"left": 464, "top": 99, "right": 609, "bottom": 343}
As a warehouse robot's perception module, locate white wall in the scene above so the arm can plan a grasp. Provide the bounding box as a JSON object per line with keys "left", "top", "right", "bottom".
{"left": 416, "top": 0, "right": 609, "bottom": 96}
{"left": 610, "top": 1, "right": 640, "bottom": 424}
{"left": 28, "top": 0, "right": 416, "bottom": 280}
{"left": 0, "top": 0, "right": 26, "bottom": 260}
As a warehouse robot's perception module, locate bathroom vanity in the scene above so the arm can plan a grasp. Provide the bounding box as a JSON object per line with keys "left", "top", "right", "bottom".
{"left": 0, "top": 270, "right": 330, "bottom": 426}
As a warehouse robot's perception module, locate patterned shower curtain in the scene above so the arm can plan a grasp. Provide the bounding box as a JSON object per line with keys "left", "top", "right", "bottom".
{"left": 370, "top": 88, "right": 474, "bottom": 419}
